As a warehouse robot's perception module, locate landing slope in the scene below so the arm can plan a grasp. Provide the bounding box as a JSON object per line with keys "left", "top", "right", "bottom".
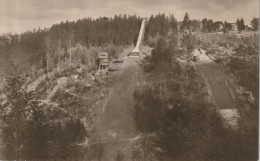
{"left": 88, "top": 56, "right": 141, "bottom": 160}
{"left": 194, "top": 49, "right": 236, "bottom": 109}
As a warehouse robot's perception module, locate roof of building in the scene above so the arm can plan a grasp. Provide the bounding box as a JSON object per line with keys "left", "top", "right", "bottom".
{"left": 100, "top": 62, "right": 109, "bottom": 65}
{"left": 98, "top": 52, "right": 108, "bottom": 59}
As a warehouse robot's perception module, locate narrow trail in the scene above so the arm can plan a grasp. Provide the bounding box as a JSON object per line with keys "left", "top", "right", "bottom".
{"left": 27, "top": 74, "right": 47, "bottom": 92}
{"left": 39, "top": 77, "right": 79, "bottom": 119}
{"left": 87, "top": 56, "right": 141, "bottom": 161}
{"left": 47, "top": 77, "right": 67, "bottom": 100}
{"left": 40, "top": 100, "right": 79, "bottom": 119}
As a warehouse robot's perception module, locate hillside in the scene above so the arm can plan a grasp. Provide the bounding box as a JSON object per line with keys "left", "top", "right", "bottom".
{"left": 0, "top": 12, "right": 258, "bottom": 161}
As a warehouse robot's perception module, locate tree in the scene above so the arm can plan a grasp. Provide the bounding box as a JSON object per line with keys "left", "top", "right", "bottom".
{"left": 251, "top": 18, "right": 259, "bottom": 31}
{"left": 74, "top": 118, "right": 87, "bottom": 142}
{"left": 202, "top": 18, "right": 208, "bottom": 32}
{"left": 114, "top": 150, "right": 125, "bottom": 161}
{"left": 144, "top": 13, "right": 173, "bottom": 41}
{"left": 22, "top": 92, "right": 49, "bottom": 160}
{"left": 240, "top": 18, "right": 245, "bottom": 31}
{"left": 223, "top": 21, "right": 232, "bottom": 33}
{"left": 190, "top": 19, "right": 201, "bottom": 32}
{"left": 0, "top": 15, "right": 143, "bottom": 77}
{"left": 169, "top": 14, "right": 178, "bottom": 33}
{"left": 180, "top": 13, "right": 190, "bottom": 32}
{"left": 134, "top": 22, "right": 258, "bottom": 161}
{"left": 236, "top": 18, "right": 240, "bottom": 30}
{"left": 134, "top": 89, "right": 163, "bottom": 133}
{"left": 54, "top": 39, "right": 63, "bottom": 71}
{"left": 0, "top": 67, "right": 27, "bottom": 160}
{"left": 237, "top": 18, "right": 245, "bottom": 31}
{"left": 44, "top": 37, "right": 52, "bottom": 76}
{"left": 0, "top": 67, "right": 51, "bottom": 160}
{"left": 212, "top": 21, "right": 223, "bottom": 32}
{"left": 202, "top": 18, "right": 214, "bottom": 32}
{"left": 207, "top": 19, "right": 214, "bottom": 32}
{"left": 181, "top": 33, "right": 196, "bottom": 75}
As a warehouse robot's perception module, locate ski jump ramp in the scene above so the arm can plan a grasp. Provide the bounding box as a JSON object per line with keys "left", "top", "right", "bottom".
{"left": 129, "top": 19, "right": 146, "bottom": 57}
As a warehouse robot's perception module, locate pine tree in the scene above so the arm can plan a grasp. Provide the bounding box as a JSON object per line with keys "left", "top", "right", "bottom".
{"left": 169, "top": 14, "right": 178, "bottom": 33}
{"left": 240, "top": 18, "right": 245, "bottom": 31}
{"left": 115, "top": 150, "right": 125, "bottom": 161}
{"left": 251, "top": 18, "right": 259, "bottom": 31}
{"left": 236, "top": 18, "right": 241, "bottom": 31}
{"left": 181, "top": 13, "right": 190, "bottom": 32}
{"left": 22, "top": 91, "right": 48, "bottom": 160}
{"left": 0, "top": 67, "right": 27, "bottom": 160}
{"left": 202, "top": 18, "right": 208, "bottom": 32}
{"left": 75, "top": 118, "right": 87, "bottom": 142}
{"left": 223, "top": 21, "right": 232, "bottom": 33}
{"left": 237, "top": 18, "right": 245, "bottom": 31}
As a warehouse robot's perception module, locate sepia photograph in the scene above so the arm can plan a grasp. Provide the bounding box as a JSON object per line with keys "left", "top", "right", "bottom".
{"left": 0, "top": 0, "right": 259, "bottom": 160}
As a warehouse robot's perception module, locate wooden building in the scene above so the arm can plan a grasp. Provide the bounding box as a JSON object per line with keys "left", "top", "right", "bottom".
{"left": 98, "top": 52, "right": 109, "bottom": 70}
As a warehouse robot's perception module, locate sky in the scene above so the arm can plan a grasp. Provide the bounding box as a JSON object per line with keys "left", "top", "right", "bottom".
{"left": 0, "top": 0, "right": 259, "bottom": 34}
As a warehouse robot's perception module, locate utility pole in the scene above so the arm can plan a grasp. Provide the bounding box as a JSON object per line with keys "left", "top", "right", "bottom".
{"left": 46, "top": 52, "right": 49, "bottom": 77}
{"left": 70, "top": 38, "right": 72, "bottom": 65}
{"left": 47, "top": 58, "right": 48, "bottom": 77}
{"left": 57, "top": 53, "right": 60, "bottom": 72}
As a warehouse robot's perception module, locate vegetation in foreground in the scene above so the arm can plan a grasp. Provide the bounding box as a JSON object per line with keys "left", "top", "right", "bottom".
{"left": 0, "top": 68, "right": 87, "bottom": 160}
{"left": 132, "top": 30, "right": 258, "bottom": 161}
{"left": 0, "top": 12, "right": 258, "bottom": 161}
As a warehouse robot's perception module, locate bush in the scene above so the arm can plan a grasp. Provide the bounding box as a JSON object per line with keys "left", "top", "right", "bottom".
{"left": 228, "top": 57, "right": 259, "bottom": 98}
{"left": 214, "top": 58, "right": 222, "bottom": 63}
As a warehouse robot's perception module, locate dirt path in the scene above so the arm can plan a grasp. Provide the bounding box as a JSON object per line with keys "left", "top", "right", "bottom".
{"left": 87, "top": 56, "right": 141, "bottom": 161}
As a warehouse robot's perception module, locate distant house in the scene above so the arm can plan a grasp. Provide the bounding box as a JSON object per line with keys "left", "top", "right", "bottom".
{"left": 215, "top": 22, "right": 224, "bottom": 32}
{"left": 98, "top": 52, "right": 109, "bottom": 70}
{"left": 245, "top": 25, "right": 252, "bottom": 31}
{"left": 230, "top": 23, "right": 238, "bottom": 31}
